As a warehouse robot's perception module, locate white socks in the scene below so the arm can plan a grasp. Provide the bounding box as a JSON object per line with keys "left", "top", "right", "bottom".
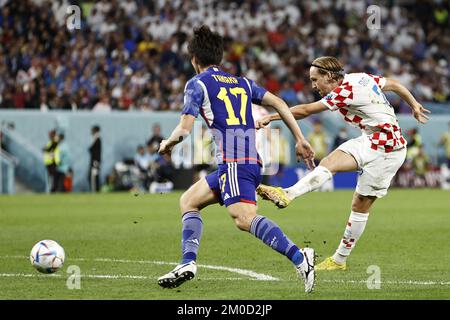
{"left": 284, "top": 166, "right": 333, "bottom": 200}
{"left": 333, "top": 211, "right": 369, "bottom": 264}
{"left": 284, "top": 166, "right": 369, "bottom": 265}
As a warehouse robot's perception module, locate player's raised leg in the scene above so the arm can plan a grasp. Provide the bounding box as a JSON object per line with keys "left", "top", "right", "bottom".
{"left": 226, "top": 202, "right": 315, "bottom": 292}
{"left": 317, "top": 192, "right": 376, "bottom": 270}
{"left": 257, "top": 149, "right": 358, "bottom": 208}
{"left": 158, "top": 177, "right": 219, "bottom": 288}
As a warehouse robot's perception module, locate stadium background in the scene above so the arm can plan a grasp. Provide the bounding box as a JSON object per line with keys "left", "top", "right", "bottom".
{"left": 0, "top": 0, "right": 449, "bottom": 194}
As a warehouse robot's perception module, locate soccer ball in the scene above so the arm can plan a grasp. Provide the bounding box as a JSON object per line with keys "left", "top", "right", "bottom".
{"left": 30, "top": 240, "right": 65, "bottom": 274}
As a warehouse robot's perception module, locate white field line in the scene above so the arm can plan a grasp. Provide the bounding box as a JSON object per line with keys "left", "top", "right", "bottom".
{"left": 0, "top": 273, "right": 243, "bottom": 281}
{"left": 0, "top": 255, "right": 278, "bottom": 281}
{"left": 2, "top": 256, "right": 449, "bottom": 286}
{"left": 74, "top": 257, "right": 279, "bottom": 281}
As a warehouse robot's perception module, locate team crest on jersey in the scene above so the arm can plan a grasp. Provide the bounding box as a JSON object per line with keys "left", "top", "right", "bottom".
{"left": 358, "top": 77, "right": 369, "bottom": 86}
{"left": 324, "top": 92, "right": 337, "bottom": 101}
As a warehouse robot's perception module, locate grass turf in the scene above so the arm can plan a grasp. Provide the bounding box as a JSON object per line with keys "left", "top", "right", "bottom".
{"left": 0, "top": 189, "right": 449, "bottom": 299}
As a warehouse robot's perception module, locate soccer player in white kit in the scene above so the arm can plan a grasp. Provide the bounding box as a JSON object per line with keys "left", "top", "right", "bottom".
{"left": 256, "top": 56, "right": 430, "bottom": 270}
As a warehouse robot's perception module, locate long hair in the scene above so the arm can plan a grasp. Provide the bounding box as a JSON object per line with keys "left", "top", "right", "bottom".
{"left": 311, "top": 56, "right": 344, "bottom": 81}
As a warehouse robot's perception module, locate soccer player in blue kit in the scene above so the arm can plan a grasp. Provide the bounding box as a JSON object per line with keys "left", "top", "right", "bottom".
{"left": 157, "top": 25, "right": 316, "bottom": 293}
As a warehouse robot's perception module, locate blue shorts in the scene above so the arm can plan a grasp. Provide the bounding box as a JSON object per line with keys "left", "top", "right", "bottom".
{"left": 206, "top": 163, "right": 262, "bottom": 207}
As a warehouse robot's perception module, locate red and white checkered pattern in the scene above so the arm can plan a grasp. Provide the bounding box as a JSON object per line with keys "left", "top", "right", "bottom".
{"left": 321, "top": 82, "right": 353, "bottom": 110}
{"left": 338, "top": 107, "right": 366, "bottom": 130}
{"left": 342, "top": 238, "right": 355, "bottom": 249}
{"left": 367, "top": 73, "right": 386, "bottom": 88}
{"left": 369, "top": 123, "right": 406, "bottom": 153}
{"left": 319, "top": 73, "right": 407, "bottom": 153}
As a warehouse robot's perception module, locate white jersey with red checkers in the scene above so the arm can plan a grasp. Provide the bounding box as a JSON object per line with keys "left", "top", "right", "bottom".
{"left": 320, "top": 72, "right": 407, "bottom": 153}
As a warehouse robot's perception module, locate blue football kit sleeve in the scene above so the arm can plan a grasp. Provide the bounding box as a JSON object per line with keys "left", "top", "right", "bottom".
{"left": 181, "top": 79, "right": 204, "bottom": 118}
{"left": 247, "top": 78, "right": 267, "bottom": 105}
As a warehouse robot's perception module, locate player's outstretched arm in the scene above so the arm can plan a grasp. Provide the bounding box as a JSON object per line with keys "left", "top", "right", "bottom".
{"left": 158, "top": 114, "right": 195, "bottom": 154}
{"left": 383, "top": 78, "right": 431, "bottom": 124}
{"left": 257, "top": 101, "right": 327, "bottom": 128}
{"left": 260, "top": 91, "right": 316, "bottom": 169}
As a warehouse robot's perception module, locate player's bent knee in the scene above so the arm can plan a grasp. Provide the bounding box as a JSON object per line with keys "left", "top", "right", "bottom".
{"left": 351, "top": 193, "right": 376, "bottom": 213}
{"left": 179, "top": 191, "right": 198, "bottom": 213}
{"left": 234, "top": 217, "right": 251, "bottom": 232}
{"left": 351, "top": 204, "right": 366, "bottom": 213}
{"left": 318, "top": 157, "right": 336, "bottom": 174}
{"left": 227, "top": 202, "right": 256, "bottom": 232}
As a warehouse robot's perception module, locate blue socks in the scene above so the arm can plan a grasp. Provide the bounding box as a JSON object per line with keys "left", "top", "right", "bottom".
{"left": 181, "top": 211, "right": 203, "bottom": 264}
{"left": 250, "top": 215, "right": 304, "bottom": 266}
{"left": 179, "top": 211, "right": 304, "bottom": 267}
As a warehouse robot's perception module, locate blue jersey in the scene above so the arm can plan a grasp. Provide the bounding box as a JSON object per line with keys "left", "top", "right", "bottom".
{"left": 182, "top": 66, "right": 267, "bottom": 165}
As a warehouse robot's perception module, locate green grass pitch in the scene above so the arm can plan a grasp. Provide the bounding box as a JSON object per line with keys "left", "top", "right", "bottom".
{"left": 0, "top": 189, "right": 449, "bottom": 299}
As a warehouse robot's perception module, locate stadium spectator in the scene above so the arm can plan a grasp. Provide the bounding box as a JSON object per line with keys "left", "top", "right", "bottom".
{"left": 412, "top": 145, "right": 431, "bottom": 187}
{"left": 0, "top": 128, "right": 6, "bottom": 153}
{"left": 147, "top": 123, "right": 164, "bottom": 153}
{"left": 279, "top": 81, "right": 299, "bottom": 106}
{"left": 88, "top": 125, "right": 102, "bottom": 192}
{"left": 307, "top": 120, "right": 333, "bottom": 191}
{"left": 192, "top": 125, "right": 214, "bottom": 183}
{"left": 0, "top": 122, "right": 13, "bottom": 153}
{"left": 439, "top": 122, "right": 450, "bottom": 168}
{"left": 269, "top": 124, "right": 290, "bottom": 187}
{"left": 154, "top": 153, "right": 174, "bottom": 183}
{"left": 100, "top": 174, "right": 117, "bottom": 193}
{"left": 146, "top": 140, "right": 160, "bottom": 163}
{"left": 134, "top": 145, "right": 152, "bottom": 172}
{"left": 56, "top": 133, "right": 72, "bottom": 192}
{"left": 12, "top": 85, "right": 27, "bottom": 109}
{"left": 42, "top": 129, "right": 60, "bottom": 193}
{"left": 333, "top": 127, "right": 349, "bottom": 150}
{"left": 406, "top": 127, "right": 423, "bottom": 160}
{"left": 308, "top": 120, "right": 329, "bottom": 165}
{"left": 149, "top": 153, "right": 175, "bottom": 194}
{"left": 92, "top": 94, "right": 112, "bottom": 112}
{"left": 133, "top": 144, "right": 153, "bottom": 191}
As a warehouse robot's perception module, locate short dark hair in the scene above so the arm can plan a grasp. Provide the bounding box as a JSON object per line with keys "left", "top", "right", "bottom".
{"left": 188, "top": 25, "right": 223, "bottom": 67}
{"left": 92, "top": 125, "right": 100, "bottom": 133}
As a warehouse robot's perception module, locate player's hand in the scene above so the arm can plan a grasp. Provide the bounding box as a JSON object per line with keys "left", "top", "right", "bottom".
{"left": 295, "top": 140, "right": 315, "bottom": 170}
{"left": 412, "top": 104, "right": 431, "bottom": 124}
{"left": 158, "top": 140, "right": 172, "bottom": 155}
{"left": 256, "top": 116, "right": 272, "bottom": 129}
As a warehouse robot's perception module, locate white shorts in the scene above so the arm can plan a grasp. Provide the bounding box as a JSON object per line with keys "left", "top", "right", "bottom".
{"left": 337, "top": 135, "right": 407, "bottom": 198}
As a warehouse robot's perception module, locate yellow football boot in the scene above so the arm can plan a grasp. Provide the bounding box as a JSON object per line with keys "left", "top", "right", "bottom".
{"left": 256, "top": 184, "right": 291, "bottom": 208}
{"left": 315, "top": 257, "right": 347, "bottom": 271}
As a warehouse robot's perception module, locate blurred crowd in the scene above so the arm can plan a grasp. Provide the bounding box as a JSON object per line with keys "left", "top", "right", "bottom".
{"left": 0, "top": 0, "right": 449, "bottom": 113}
